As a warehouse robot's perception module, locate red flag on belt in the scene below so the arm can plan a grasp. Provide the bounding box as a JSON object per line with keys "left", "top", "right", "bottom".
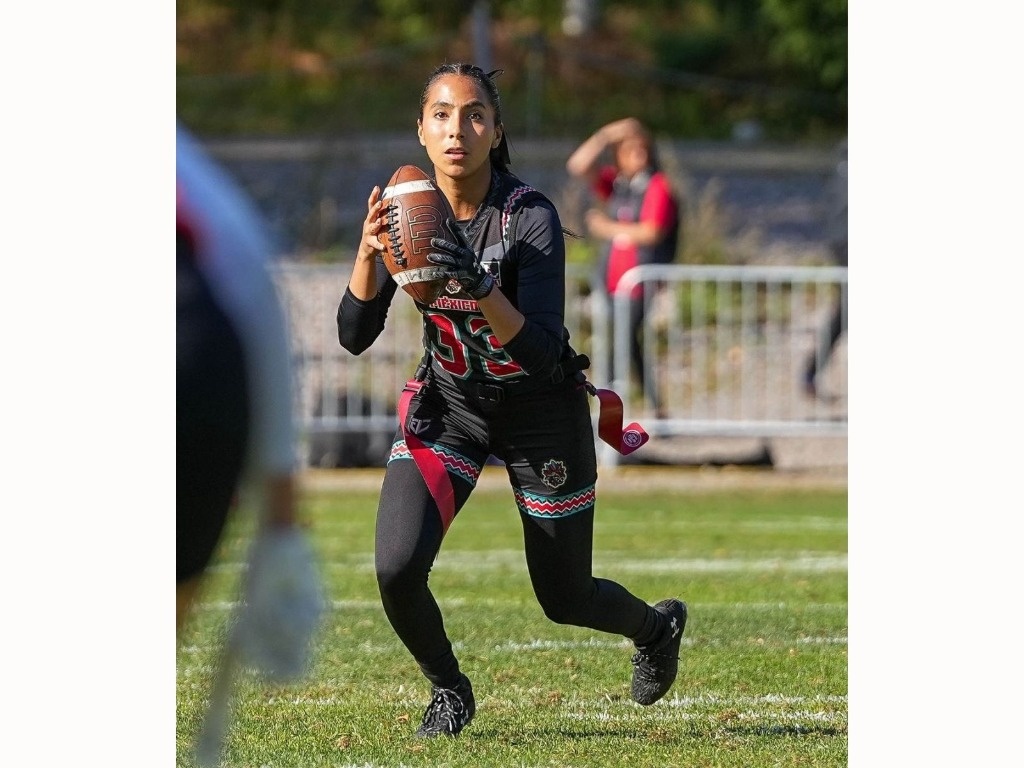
{"left": 590, "top": 386, "right": 649, "bottom": 455}
{"left": 397, "top": 374, "right": 649, "bottom": 537}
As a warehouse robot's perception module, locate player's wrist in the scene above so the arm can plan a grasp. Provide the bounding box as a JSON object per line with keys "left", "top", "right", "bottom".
{"left": 468, "top": 273, "right": 494, "bottom": 300}
{"left": 356, "top": 246, "right": 381, "bottom": 263}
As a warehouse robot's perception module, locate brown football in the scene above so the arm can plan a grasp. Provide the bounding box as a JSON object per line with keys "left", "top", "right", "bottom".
{"left": 379, "top": 165, "right": 459, "bottom": 305}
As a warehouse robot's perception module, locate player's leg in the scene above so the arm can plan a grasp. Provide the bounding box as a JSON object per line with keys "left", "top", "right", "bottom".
{"left": 374, "top": 375, "right": 487, "bottom": 736}
{"left": 495, "top": 379, "right": 686, "bottom": 704}
{"left": 494, "top": 380, "right": 659, "bottom": 638}
{"left": 520, "top": 504, "right": 661, "bottom": 639}
{"left": 375, "top": 457, "right": 474, "bottom": 686}
{"left": 375, "top": 458, "right": 479, "bottom": 737}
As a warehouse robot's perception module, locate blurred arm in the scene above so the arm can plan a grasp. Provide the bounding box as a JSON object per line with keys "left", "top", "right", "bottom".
{"left": 566, "top": 117, "right": 646, "bottom": 178}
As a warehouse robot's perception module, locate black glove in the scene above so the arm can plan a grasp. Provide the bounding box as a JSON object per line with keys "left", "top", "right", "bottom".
{"left": 427, "top": 222, "right": 494, "bottom": 300}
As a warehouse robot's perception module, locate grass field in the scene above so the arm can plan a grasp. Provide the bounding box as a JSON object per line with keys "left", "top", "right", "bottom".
{"left": 176, "top": 469, "right": 848, "bottom": 767}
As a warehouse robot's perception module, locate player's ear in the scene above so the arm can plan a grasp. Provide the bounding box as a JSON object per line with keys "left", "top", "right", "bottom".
{"left": 492, "top": 125, "right": 502, "bottom": 149}
{"left": 417, "top": 119, "right": 425, "bottom": 147}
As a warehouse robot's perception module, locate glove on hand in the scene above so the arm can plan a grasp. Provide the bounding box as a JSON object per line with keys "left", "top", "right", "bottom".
{"left": 427, "top": 222, "right": 494, "bottom": 299}
{"left": 234, "top": 526, "right": 325, "bottom": 683}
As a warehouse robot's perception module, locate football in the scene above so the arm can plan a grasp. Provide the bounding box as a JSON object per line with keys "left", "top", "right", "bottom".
{"left": 379, "top": 165, "right": 459, "bottom": 305}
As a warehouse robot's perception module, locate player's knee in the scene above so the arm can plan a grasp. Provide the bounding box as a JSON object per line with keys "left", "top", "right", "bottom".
{"left": 375, "top": 557, "right": 425, "bottom": 599}
{"left": 537, "top": 592, "right": 591, "bottom": 627}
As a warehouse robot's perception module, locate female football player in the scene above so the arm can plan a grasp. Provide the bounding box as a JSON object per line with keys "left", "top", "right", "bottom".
{"left": 336, "top": 63, "right": 686, "bottom": 738}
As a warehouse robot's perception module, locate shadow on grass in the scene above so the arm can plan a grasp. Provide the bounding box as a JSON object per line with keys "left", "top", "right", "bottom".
{"left": 469, "top": 720, "right": 845, "bottom": 743}
{"left": 468, "top": 723, "right": 695, "bottom": 742}
{"left": 721, "top": 724, "right": 847, "bottom": 737}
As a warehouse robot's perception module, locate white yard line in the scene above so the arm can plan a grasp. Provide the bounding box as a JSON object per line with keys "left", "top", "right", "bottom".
{"left": 431, "top": 550, "right": 848, "bottom": 573}
{"left": 189, "top": 598, "right": 847, "bottom": 613}
{"left": 180, "top": 631, "right": 846, "bottom": 659}
{"left": 200, "top": 691, "right": 847, "bottom": 716}
{"left": 206, "top": 551, "right": 848, "bottom": 573}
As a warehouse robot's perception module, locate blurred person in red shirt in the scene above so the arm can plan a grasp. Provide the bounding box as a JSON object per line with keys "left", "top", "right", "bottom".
{"left": 567, "top": 118, "right": 681, "bottom": 419}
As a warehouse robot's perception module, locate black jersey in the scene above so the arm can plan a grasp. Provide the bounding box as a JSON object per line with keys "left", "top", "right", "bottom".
{"left": 339, "top": 170, "right": 570, "bottom": 386}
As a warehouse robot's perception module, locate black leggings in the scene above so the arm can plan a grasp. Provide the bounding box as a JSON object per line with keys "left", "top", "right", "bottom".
{"left": 374, "top": 459, "right": 660, "bottom": 688}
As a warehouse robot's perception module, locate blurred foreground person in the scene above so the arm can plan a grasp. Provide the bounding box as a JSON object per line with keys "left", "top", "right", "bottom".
{"left": 337, "top": 64, "right": 686, "bottom": 739}
{"left": 177, "top": 122, "right": 324, "bottom": 763}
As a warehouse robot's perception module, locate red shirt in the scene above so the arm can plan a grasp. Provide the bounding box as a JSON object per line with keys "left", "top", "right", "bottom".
{"left": 593, "top": 167, "right": 677, "bottom": 297}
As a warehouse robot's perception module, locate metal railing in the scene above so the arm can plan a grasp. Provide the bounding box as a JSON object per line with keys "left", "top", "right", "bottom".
{"left": 272, "top": 263, "right": 847, "bottom": 468}
{"left": 598, "top": 264, "right": 847, "bottom": 464}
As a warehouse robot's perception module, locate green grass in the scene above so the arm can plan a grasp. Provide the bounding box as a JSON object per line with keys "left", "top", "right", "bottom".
{"left": 177, "top": 472, "right": 847, "bottom": 767}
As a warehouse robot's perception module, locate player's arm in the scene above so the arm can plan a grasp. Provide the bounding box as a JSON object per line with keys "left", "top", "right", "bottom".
{"left": 347, "top": 185, "right": 386, "bottom": 300}
{"left": 338, "top": 185, "right": 398, "bottom": 354}
{"left": 474, "top": 284, "right": 523, "bottom": 344}
{"left": 491, "top": 203, "right": 566, "bottom": 378}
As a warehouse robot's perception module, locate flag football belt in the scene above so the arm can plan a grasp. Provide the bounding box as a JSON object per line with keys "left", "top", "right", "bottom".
{"left": 460, "top": 353, "right": 592, "bottom": 405}
{"left": 398, "top": 378, "right": 457, "bottom": 535}
{"left": 396, "top": 355, "right": 649, "bottom": 536}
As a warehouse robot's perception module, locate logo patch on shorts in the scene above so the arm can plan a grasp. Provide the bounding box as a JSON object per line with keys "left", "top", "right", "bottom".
{"left": 408, "top": 417, "right": 430, "bottom": 435}
{"left": 540, "top": 459, "right": 568, "bottom": 489}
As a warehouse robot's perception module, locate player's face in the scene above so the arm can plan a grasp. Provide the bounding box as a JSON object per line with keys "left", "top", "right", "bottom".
{"left": 418, "top": 74, "right": 502, "bottom": 182}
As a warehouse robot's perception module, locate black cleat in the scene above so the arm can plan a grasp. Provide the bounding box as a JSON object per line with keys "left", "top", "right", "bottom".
{"left": 414, "top": 673, "right": 476, "bottom": 738}
{"left": 630, "top": 598, "right": 687, "bottom": 706}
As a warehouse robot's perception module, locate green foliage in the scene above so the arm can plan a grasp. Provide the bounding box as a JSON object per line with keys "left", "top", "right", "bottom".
{"left": 177, "top": 476, "right": 848, "bottom": 767}
{"left": 177, "top": 0, "right": 846, "bottom": 139}
{"left": 762, "top": 0, "right": 848, "bottom": 91}
{"left": 653, "top": 29, "right": 730, "bottom": 73}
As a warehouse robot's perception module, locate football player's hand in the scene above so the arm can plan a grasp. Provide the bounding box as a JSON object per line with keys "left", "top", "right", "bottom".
{"left": 234, "top": 526, "right": 325, "bottom": 683}
{"left": 427, "top": 221, "right": 494, "bottom": 299}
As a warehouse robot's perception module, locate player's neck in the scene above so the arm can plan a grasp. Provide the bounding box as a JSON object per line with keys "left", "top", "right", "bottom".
{"left": 436, "top": 165, "right": 493, "bottom": 221}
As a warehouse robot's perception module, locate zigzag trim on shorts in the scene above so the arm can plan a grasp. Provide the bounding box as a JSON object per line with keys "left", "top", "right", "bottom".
{"left": 514, "top": 484, "right": 596, "bottom": 519}
{"left": 388, "top": 439, "right": 482, "bottom": 486}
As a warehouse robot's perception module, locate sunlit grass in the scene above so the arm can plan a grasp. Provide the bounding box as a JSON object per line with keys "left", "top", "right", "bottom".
{"left": 177, "top": 474, "right": 847, "bottom": 767}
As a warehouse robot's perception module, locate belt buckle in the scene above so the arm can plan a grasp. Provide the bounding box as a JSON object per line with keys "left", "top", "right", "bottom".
{"left": 476, "top": 383, "right": 505, "bottom": 404}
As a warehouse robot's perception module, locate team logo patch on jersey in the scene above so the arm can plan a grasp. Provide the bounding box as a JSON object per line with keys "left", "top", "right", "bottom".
{"left": 540, "top": 459, "right": 568, "bottom": 489}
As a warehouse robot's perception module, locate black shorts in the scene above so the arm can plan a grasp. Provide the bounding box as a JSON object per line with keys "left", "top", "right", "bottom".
{"left": 176, "top": 251, "right": 250, "bottom": 582}
{"left": 389, "top": 368, "right": 598, "bottom": 518}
